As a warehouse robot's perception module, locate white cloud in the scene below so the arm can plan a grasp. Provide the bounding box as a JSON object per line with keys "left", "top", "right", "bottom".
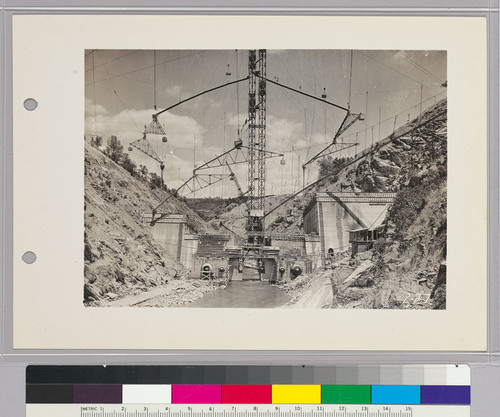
{"left": 162, "top": 85, "right": 223, "bottom": 113}
{"left": 85, "top": 107, "right": 205, "bottom": 145}
{"left": 85, "top": 107, "right": 209, "bottom": 186}
{"left": 266, "top": 114, "right": 306, "bottom": 151}
{"left": 85, "top": 98, "right": 108, "bottom": 118}
{"left": 164, "top": 85, "right": 190, "bottom": 101}
{"left": 85, "top": 105, "right": 327, "bottom": 197}
{"left": 228, "top": 112, "right": 306, "bottom": 151}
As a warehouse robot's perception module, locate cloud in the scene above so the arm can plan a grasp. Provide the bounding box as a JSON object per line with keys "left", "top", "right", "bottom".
{"left": 85, "top": 105, "right": 327, "bottom": 197}
{"left": 164, "top": 85, "right": 190, "bottom": 101}
{"left": 85, "top": 107, "right": 209, "bottom": 186}
{"left": 162, "top": 85, "right": 223, "bottom": 113}
{"left": 227, "top": 112, "right": 247, "bottom": 128}
{"left": 85, "top": 98, "right": 108, "bottom": 118}
{"left": 86, "top": 107, "right": 205, "bottom": 144}
{"left": 266, "top": 114, "right": 306, "bottom": 151}
{"left": 227, "top": 112, "right": 306, "bottom": 150}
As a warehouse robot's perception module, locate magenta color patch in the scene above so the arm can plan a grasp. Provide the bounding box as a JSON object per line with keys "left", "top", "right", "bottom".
{"left": 172, "top": 385, "right": 222, "bottom": 404}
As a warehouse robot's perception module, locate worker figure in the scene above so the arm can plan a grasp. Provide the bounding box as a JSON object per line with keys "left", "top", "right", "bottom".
{"left": 328, "top": 248, "right": 335, "bottom": 264}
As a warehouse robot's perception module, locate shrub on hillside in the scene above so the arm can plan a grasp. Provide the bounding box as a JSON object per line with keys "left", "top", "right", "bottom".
{"left": 318, "top": 156, "right": 353, "bottom": 181}
{"left": 388, "top": 186, "right": 427, "bottom": 235}
{"left": 138, "top": 165, "right": 148, "bottom": 178}
{"left": 105, "top": 135, "right": 124, "bottom": 163}
{"left": 149, "top": 172, "right": 163, "bottom": 189}
{"left": 121, "top": 154, "right": 137, "bottom": 176}
{"left": 90, "top": 136, "right": 103, "bottom": 148}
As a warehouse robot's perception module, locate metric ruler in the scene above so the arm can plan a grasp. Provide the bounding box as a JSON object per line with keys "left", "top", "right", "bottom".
{"left": 26, "top": 404, "right": 469, "bottom": 417}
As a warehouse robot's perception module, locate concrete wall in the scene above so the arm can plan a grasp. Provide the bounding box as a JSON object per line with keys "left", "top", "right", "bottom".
{"left": 270, "top": 237, "right": 306, "bottom": 257}
{"left": 303, "top": 193, "right": 395, "bottom": 257}
{"left": 303, "top": 203, "right": 319, "bottom": 234}
{"left": 320, "top": 201, "right": 361, "bottom": 253}
{"left": 305, "top": 235, "right": 322, "bottom": 270}
{"left": 262, "top": 258, "right": 278, "bottom": 282}
{"left": 148, "top": 221, "right": 184, "bottom": 263}
{"left": 277, "top": 258, "right": 309, "bottom": 281}
{"left": 189, "top": 256, "right": 230, "bottom": 280}
{"left": 228, "top": 258, "right": 243, "bottom": 281}
{"left": 147, "top": 215, "right": 201, "bottom": 271}
{"left": 181, "top": 234, "right": 198, "bottom": 272}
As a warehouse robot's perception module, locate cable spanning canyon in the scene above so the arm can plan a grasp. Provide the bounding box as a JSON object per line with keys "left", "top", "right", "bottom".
{"left": 84, "top": 49, "right": 447, "bottom": 309}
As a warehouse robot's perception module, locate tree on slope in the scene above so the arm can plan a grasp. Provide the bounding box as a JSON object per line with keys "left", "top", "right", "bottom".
{"left": 105, "top": 135, "right": 124, "bottom": 163}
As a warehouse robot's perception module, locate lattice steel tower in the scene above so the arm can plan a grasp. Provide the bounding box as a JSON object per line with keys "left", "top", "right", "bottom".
{"left": 247, "top": 49, "right": 267, "bottom": 244}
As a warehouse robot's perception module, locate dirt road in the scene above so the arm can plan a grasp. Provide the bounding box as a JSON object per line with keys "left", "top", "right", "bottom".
{"left": 287, "top": 271, "right": 334, "bottom": 308}
{"left": 94, "top": 279, "right": 220, "bottom": 307}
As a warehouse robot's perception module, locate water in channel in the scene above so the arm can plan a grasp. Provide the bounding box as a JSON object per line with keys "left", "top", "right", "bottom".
{"left": 181, "top": 281, "right": 291, "bottom": 308}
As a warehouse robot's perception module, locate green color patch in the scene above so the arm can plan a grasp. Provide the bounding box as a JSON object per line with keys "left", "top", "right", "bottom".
{"left": 321, "top": 385, "right": 371, "bottom": 404}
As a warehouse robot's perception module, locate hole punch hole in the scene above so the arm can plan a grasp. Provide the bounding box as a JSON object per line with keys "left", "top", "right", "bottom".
{"left": 23, "top": 98, "right": 38, "bottom": 111}
{"left": 22, "top": 251, "right": 37, "bottom": 264}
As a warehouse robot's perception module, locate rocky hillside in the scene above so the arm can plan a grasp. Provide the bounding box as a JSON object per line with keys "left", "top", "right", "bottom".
{"left": 84, "top": 142, "right": 209, "bottom": 306}
{"left": 316, "top": 99, "right": 448, "bottom": 309}
{"left": 323, "top": 99, "right": 447, "bottom": 194}
{"left": 216, "top": 193, "right": 307, "bottom": 237}
{"left": 185, "top": 197, "right": 235, "bottom": 221}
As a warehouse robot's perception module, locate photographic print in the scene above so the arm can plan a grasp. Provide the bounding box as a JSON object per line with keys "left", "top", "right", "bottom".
{"left": 84, "top": 49, "right": 447, "bottom": 309}
{"left": 12, "top": 14, "right": 487, "bottom": 350}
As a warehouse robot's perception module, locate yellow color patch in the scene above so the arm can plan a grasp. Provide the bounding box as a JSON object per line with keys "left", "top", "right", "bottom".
{"left": 272, "top": 385, "right": 321, "bottom": 404}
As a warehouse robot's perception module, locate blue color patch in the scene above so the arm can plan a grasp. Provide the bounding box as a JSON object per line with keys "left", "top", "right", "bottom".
{"left": 371, "top": 385, "right": 421, "bottom": 404}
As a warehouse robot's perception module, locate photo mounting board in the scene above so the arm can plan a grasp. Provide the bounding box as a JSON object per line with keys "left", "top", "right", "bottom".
{"left": 1, "top": 2, "right": 498, "bottom": 357}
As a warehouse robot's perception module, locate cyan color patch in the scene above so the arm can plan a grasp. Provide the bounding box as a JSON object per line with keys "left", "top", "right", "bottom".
{"left": 371, "top": 385, "right": 421, "bottom": 404}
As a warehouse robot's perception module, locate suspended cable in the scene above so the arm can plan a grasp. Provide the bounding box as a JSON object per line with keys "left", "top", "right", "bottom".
{"left": 98, "top": 59, "right": 144, "bottom": 136}
{"left": 337, "top": 90, "right": 446, "bottom": 145}
{"left": 236, "top": 50, "right": 240, "bottom": 137}
{"left": 154, "top": 77, "right": 249, "bottom": 117}
{"left": 348, "top": 50, "right": 353, "bottom": 110}
{"left": 180, "top": 51, "right": 204, "bottom": 94}
{"left": 401, "top": 53, "right": 445, "bottom": 84}
{"left": 84, "top": 51, "right": 201, "bottom": 86}
{"left": 153, "top": 50, "right": 157, "bottom": 110}
{"left": 255, "top": 74, "right": 349, "bottom": 112}
{"left": 364, "top": 91, "right": 369, "bottom": 149}
{"left": 113, "top": 89, "right": 142, "bottom": 134}
{"left": 91, "top": 50, "right": 97, "bottom": 136}
{"left": 264, "top": 108, "right": 446, "bottom": 220}
{"left": 84, "top": 50, "right": 137, "bottom": 73}
{"left": 357, "top": 51, "right": 441, "bottom": 94}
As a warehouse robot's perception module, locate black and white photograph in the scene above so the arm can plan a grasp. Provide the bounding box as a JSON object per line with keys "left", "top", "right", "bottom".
{"left": 84, "top": 49, "right": 447, "bottom": 309}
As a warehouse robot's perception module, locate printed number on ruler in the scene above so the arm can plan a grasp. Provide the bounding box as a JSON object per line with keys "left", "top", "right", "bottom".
{"left": 79, "top": 405, "right": 415, "bottom": 417}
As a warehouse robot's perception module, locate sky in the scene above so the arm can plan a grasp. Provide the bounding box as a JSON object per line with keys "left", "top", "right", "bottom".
{"left": 85, "top": 49, "right": 447, "bottom": 198}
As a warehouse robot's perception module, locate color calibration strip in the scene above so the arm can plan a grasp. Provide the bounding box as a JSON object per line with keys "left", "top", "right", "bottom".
{"left": 26, "top": 365, "right": 471, "bottom": 386}
{"left": 26, "top": 384, "right": 470, "bottom": 405}
{"left": 26, "top": 365, "right": 471, "bottom": 406}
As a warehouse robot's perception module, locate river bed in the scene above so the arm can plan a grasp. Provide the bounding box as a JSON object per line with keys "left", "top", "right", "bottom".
{"left": 180, "top": 280, "right": 291, "bottom": 308}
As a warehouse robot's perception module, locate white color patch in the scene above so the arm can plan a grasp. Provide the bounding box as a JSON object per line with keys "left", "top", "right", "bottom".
{"left": 122, "top": 385, "right": 172, "bottom": 404}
